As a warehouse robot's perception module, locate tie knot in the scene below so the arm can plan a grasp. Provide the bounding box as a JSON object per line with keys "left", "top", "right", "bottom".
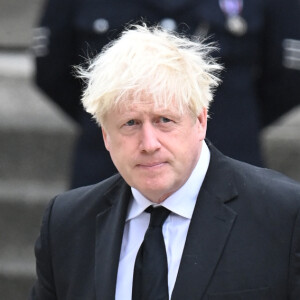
{"left": 146, "top": 206, "right": 170, "bottom": 228}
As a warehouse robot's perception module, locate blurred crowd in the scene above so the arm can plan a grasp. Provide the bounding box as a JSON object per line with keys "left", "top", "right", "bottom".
{"left": 32, "top": 0, "right": 300, "bottom": 188}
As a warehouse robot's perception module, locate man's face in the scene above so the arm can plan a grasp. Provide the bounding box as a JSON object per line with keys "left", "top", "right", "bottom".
{"left": 102, "top": 99, "right": 207, "bottom": 203}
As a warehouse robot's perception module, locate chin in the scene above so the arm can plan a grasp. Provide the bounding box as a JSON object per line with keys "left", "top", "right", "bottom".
{"left": 139, "top": 183, "right": 174, "bottom": 200}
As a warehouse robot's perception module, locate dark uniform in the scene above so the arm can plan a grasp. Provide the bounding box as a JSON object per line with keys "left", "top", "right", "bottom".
{"left": 33, "top": 0, "right": 300, "bottom": 187}
{"left": 195, "top": 0, "right": 300, "bottom": 165}
{"left": 257, "top": 0, "right": 300, "bottom": 126}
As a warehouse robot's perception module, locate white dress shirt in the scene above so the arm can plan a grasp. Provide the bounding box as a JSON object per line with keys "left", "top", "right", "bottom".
{"left": 115, "top": 141, "right": 210, "bottom": 300}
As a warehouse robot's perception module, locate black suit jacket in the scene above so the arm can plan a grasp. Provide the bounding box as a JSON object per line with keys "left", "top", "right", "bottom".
{"left": 30, "top": 144, "right": 300, "bottom": 299}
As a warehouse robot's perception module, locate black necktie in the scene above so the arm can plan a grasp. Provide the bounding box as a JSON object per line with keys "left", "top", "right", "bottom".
{"left": 132, "top": 206, "right": 171, "bottom": 300}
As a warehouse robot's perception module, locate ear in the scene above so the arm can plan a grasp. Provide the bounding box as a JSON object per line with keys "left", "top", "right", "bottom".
{"left": 197, "top": 108, "right": 207, "bottom": 140}
{"left": 101, "top": 127, "right": 111, "bottom": 151}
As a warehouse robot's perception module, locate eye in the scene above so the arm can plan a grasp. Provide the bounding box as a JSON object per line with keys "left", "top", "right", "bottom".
{"left": 159, "top": 117, "right": 171, "bottom": 123}
{"left": 125, "top": 119, "right": 136, "bottom": 126}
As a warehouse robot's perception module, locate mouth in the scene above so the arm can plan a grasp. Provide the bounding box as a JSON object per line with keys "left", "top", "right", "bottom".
{"left": 137, "top": 162, "right": 166, "bottom": 168}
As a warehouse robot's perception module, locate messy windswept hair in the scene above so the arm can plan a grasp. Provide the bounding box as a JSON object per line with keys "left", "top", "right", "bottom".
{"left": 77, "top": 23, "right": 223, "bottom": 126}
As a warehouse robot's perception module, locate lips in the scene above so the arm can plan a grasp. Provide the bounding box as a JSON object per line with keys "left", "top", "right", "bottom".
{"left": 137, "top": 162, "right": 166, "bottom": 168}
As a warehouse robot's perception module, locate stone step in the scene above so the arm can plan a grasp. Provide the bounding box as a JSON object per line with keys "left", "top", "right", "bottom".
{"left": 0, "top": 258, "right": 35, "bottom": 300}
{"left": 0, "top": 49, "right": 76, "bottom": 300}
{"left": 0, "top": 50, "right": 34, "bottom": 78}
{"left": 261, "top": 105, "right": 300, "bottom": 182}
{"left": 0, "top": 0, "right": 45, "bottom": 49}
{"left": 0, "top": 71, "right": 79, "bottom": 182}
{"left": 0, "top": 179, "right": 66, "bottom": 258}
{"left": 0, "top": 179, "right": 65, "bottom": 300}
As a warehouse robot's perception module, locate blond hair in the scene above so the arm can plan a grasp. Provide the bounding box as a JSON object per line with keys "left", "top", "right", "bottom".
{"left": 78, "top": 24, "right": 222, "bottom": 126}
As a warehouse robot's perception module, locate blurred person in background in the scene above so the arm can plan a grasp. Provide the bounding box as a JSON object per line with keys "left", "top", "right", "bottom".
{"left": 32, "top": 0, "right": 300, "bottom": 188}
{"left": 202, "top": 0, "right": 300, "bottom": 162}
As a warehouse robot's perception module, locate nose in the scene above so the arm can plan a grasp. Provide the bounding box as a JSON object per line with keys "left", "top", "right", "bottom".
{"left": 139, "top": 123, "right": 161, "bottom": 153}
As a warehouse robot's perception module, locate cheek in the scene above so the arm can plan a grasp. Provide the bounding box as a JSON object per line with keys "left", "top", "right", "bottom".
{"left": 180, "top": 129, "right": 202, "bottom": 158}
{"left": 110, "top": 136, "right": 137, "bottom": 160}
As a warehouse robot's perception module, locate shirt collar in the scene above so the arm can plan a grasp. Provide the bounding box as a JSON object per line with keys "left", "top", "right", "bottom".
{"left": 127, "top": 141, "right": 210, "bottom": 221}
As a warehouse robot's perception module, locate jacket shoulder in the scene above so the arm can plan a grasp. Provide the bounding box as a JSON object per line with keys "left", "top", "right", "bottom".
{"left": 208, "top": 142, "right": 300, "bottom": 209}
{"left": 228, "top": 156, "right": 300, "bottom": 208}
{"left": 50, "top": 174, "right": 127, "bottom": 220}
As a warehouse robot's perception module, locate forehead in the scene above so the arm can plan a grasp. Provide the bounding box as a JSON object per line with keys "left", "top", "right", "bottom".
{"left": 115, "top": 101, "right": 181, "bottom": 115}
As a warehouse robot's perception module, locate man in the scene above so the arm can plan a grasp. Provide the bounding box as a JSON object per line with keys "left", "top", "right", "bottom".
{"left": 30, "top": 25, "right": 300, "bottom": 300}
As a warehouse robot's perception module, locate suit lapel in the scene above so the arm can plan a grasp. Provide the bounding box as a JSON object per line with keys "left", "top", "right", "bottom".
{"left": 172, "top": 144, "right": 238, "bottom": 300}
{"left": 94, "top": 178, "right": 131, "bottom": 300}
